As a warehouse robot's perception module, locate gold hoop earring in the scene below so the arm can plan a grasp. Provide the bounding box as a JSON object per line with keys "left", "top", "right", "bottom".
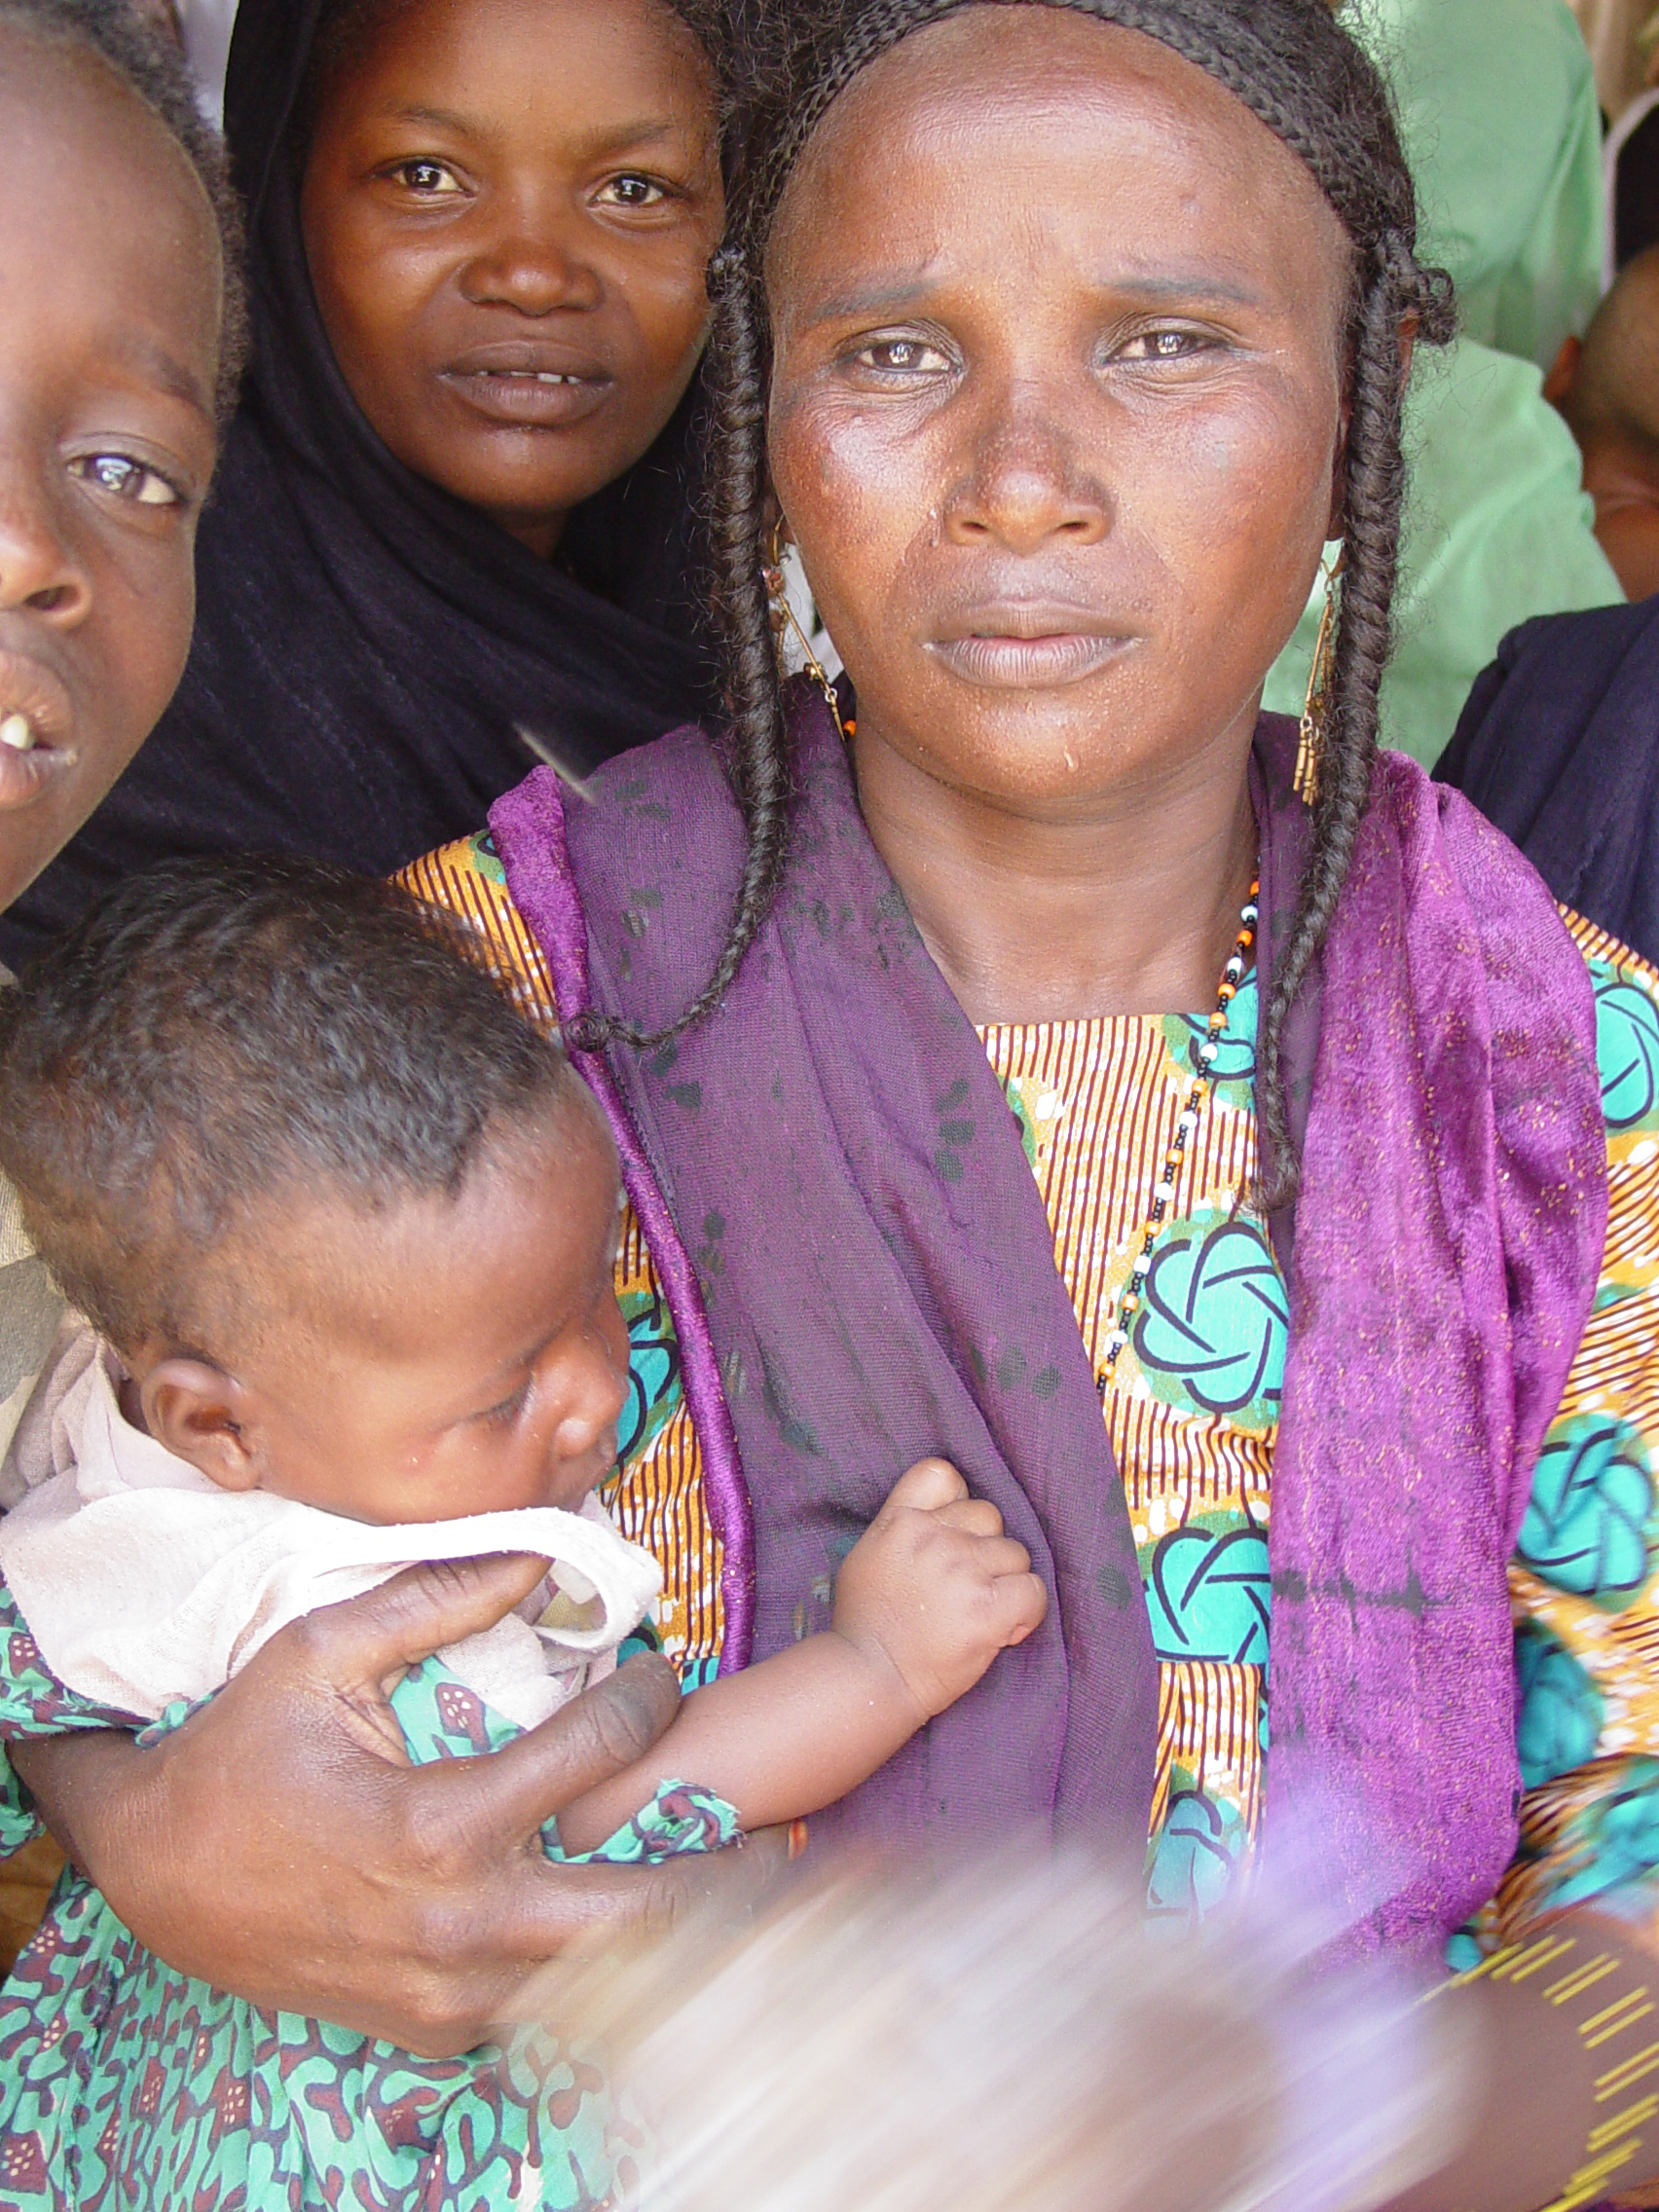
{"left": 1295, "top": 553, "right": 1340, "bottom": 806}
{"left": 763, "top": 522, "right": 852, "bottom": 742}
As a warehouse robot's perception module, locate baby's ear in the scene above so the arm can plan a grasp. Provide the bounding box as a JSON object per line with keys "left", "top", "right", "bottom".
{"left": 1544, "top": 334, "right": 1581, "bottom": 411}
{"left": 140, "top": 1359, "right": 262, "bottom": 1492}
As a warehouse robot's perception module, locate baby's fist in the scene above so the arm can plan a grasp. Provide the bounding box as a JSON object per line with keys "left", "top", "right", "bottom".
{"left": 834, "top": 1457, "right": 1049, "bottom": 1720}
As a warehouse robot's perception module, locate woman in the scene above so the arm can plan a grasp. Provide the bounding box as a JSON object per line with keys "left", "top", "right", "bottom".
{"left": 0, "top": 0, "right": 728, "bottom": 965}
{"left": 14, "top": 2, "right": 1659, "bottom": 2204}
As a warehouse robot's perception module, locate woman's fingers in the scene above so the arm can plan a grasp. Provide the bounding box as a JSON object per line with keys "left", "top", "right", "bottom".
{"left": 496, "top": 1822, "right": 796, "bottom": 1983}
{"left": 17, "top": 1579, "right": 790, "bottom": 2058}
{"left": 295, "top": 1553, "right": 556, "bottom": 1697}
{"left": 414, "top": 1650, "right": 685, "bottom": 1846}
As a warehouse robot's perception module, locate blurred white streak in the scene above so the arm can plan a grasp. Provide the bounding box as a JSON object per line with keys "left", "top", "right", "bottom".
{"left": 543, "top": 1842, "right": 1475, "bottom": 2212}
{"left": 514, "top": 723, "right": 598, "bottom": 804}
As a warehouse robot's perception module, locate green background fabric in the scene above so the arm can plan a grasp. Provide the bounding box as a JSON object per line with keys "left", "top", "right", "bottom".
{"left": 1370, "top": 0, "right": 1604, "bottom": 372}
{"left": 1264, "top": 0, "right": 1623, "bottom": 766}
{"left": 1263, "top": 341, "right": 1624, "bottom": 764}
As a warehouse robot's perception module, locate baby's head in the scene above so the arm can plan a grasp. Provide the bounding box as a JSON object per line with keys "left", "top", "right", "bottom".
{"left": 0, "top": 1, "right": 245, "bottom": 912}
{"left": 0, "top": 859, "right": 631, "bottom": 1526}
{"left": 1548, "top": 245, "right": 1659, "bottom": 603}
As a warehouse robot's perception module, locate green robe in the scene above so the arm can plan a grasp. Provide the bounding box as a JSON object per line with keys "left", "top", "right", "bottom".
{"left": 1264, "top": 0, "right": 1623, "bottom": 766}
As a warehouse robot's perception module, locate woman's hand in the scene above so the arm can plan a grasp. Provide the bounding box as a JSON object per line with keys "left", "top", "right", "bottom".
{"left": 1382, "top": 1910, "right": 1659, "bottom": 2212}
{"left": 12, "top": 1552, "right": 788, "bottom": 2055}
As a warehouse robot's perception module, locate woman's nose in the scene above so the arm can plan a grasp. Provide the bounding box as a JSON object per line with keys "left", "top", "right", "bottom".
{"left": 944, "top": 384, "right": 1111, "bottom": 554}
{"left": 0, "top": 455, "right": 92, "bottom": 625}
{"left": 457, "top": 216, "right": 605, "bottom": 317}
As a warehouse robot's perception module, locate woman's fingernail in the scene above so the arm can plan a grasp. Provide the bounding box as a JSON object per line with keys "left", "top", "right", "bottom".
{"left": 788, "top": 1819, "right": 810, "bottom": 1861}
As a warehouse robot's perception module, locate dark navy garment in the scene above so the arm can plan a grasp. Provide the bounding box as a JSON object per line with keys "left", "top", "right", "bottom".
{"left": 1436, "top": 596, "right": 1659, "bottom": 970}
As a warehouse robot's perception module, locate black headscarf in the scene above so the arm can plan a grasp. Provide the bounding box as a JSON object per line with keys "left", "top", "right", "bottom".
{"left": 1435, "top": 596, "right": 1659, "bottom": 972}
{"left": 0, "top": 0, "right": 722, "bottom": 965}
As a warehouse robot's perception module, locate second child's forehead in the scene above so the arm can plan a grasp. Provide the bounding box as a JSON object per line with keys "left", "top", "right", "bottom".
{"left": 766, "top": 9, "right": 1346, "bottom": 335}
{"left": 0, "top": 31, "right": 220, "bottom": 415}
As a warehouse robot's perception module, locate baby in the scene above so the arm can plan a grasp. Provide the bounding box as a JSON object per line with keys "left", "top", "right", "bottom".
{"left": 0, "top": 856, "right": 1044, "bottom": 2207}
{"left": 1547, "top": 241, "right": 1659, "bottom": 603}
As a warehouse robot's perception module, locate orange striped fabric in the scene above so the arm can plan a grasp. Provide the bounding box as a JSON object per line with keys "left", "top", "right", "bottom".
{"left": 982, "top": 1007, "right": 1272, "bottom": 1908}
{"left": 396, "top": 833, "right": 728, "bottom": 1679}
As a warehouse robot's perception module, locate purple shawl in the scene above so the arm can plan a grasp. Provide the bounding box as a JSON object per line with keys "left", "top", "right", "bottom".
{"left": 493, "top": 694, "right": 1606, "bottom": 1953}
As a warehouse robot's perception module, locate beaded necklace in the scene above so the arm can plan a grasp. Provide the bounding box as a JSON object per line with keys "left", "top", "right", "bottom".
{"left": 1097, "top": 879, "right": 1260, "bottom": 1393}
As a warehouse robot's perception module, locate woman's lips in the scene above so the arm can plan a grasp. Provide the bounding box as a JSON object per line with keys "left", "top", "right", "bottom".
{"left": 440, "top": 366, "right": 614, "bottom": 430}
{"left": 0, "top": 650, "right": 76, "bottom": 813}
{"left": 928, "top": 627, "right": 1132, "bottom": 688}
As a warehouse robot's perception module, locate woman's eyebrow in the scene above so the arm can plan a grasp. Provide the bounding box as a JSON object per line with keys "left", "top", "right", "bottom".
{"left": 387, "top": 102, "right": 685, "bottom": 156}
{"left": 793, "top": 273, "right": 940, "bottom": 327}
{"left": 794, "top": 266, "right": 1267, "bottom": 329}
{"left": 1103, "top": 270, "right": 1265, "bottom": 309}
{"left": 387, "top": 100, "right": 477, "bottom": 134}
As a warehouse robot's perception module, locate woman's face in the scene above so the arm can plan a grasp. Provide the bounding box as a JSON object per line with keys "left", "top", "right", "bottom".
{"left": 766, "top": 8, "right": 1353, "bottom": 819}
{"left": 301, "top": 0, "right": 723, "bottom": 559}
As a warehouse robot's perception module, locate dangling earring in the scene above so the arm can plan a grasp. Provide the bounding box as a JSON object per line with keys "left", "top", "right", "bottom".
{"left": 763, "top": 521, "right": 852, "bottom": 743}
{"left": 1295, "top": 552, "right": 1340, "bottom": 806}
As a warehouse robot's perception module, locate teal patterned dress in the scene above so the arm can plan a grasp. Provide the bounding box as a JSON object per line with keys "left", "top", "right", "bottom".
{"left": 0, "top": 1626, "right": 736, "bottom": 2209}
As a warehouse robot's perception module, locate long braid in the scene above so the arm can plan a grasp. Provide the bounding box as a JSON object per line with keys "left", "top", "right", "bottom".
{"left": 625, "top": 0, "right": 1454, "bottom": 1171}
{"left": 570, "top": 250, "right": 794, "bottom": 1055}
{"left": 1257, "top": 242, "right": 1437, "bottom": 1198}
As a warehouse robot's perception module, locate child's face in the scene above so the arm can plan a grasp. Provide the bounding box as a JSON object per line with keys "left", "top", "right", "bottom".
{"left": 300, "top": 0, "right": 723, "bottom": 562}
{"left": 146, "top": 1088, "right": 634, "bottom": 1526}
{"left": 0, "top": 32, "right": 223, "bottom": 914}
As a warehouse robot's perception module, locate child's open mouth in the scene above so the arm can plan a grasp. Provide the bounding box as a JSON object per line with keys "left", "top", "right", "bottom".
{"left": 0, "top": 652, "right": 75, "bottom": 811}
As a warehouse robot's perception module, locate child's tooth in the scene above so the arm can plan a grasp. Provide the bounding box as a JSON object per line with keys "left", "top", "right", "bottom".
{"left": 0, "top": 713, "right": 36, "bottom": 753}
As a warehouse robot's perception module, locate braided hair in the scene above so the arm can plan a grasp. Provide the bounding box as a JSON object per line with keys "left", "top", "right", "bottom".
{"left": 640, "top": 0, "right": 1454, "bottom": 1198}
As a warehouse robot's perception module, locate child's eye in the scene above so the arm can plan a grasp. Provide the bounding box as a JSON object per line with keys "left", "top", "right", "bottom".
{"left": 393, "top": 160, "right": 463, "bottom": 197}
{"left": 73, "top": 454, "right": 181, "bottom": 507}
{"left": 596, "top": 174, "right": 670, "bottom": 210}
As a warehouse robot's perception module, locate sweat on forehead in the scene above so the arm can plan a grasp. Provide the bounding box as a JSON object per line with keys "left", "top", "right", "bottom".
{"left": 765, "top": 8, "right": 1350, "bottom": 328}
{"left": 0, "top": 856, "right": 592, "bottom": 1362}
{"left": 737, "top": 0, "right": 1438, "bottom": 303}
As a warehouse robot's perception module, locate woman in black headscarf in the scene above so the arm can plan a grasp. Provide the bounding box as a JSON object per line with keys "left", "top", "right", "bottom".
{"left": 0, "top": 0, "right": 727, "bottom": 964}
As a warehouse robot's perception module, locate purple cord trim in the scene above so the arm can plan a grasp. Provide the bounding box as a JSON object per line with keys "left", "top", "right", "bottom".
{"left": 490, "top": 770, "right": 756, "bottom": 1675}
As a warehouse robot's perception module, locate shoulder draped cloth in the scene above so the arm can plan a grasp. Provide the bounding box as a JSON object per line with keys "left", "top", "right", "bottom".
{"left": 493, "top": 693, "right": 1606, "bottom": 1957}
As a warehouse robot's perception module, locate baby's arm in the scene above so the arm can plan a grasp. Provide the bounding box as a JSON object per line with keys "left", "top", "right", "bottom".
{"left": 555, "top": 1458, "right": 1048, "bottom": 1856}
